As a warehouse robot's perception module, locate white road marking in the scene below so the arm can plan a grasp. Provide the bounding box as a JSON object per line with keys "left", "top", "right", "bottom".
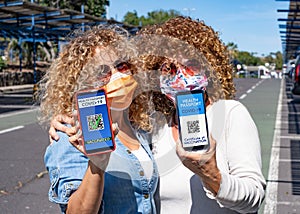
{"left": 0, "top": 94, "right": 32, "bottom": 98}
{"left": 0, "top": 105, "right": 35, "bottom": 109}
{"left": 239, "top": 79, "right": 264, "bottom": 100}
{"left": 256, "top": 79, "right": 264, "bottom": 87}
{"left": 280, "top": 159, "right": 300, "bottom": 162}
{"left": 280, "top": 121, "right": 300, "bottom": 124}
{"left": 239, "top": 94, "right": 247, "bottom": 99}
{"left": 279, "top": 135, "right": 300, "bottom": 140}
{"left": 0, "top": 125, "right": 24, "bottom": 134}
{"left": 277, "top": 201, "right": 300, "bottom": 205}
{"left": 263, "top": 78, "right": 283, "bottom": 214}
{"left": 0, "top": 108, "right": 38, "bottom": 119}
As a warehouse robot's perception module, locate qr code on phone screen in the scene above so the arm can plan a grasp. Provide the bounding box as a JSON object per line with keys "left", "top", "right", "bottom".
{"left": 87, "top": 114, "right": 104, "bottom": 131}
{"left": 187, "top": 120, "right": 200, "bottom": 134}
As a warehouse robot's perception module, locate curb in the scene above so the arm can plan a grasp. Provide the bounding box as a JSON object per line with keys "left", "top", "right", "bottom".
{"left": 0, "top": 84, "right": 34, "bottom": 92}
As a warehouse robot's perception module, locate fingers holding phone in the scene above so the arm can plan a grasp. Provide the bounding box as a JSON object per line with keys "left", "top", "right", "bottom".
{"left": 175, "top": 134, "right": 216, "bottom": 165}
{"left": 176, "top": 135, "right": 221, "bottom": 195}
{"left": 67, "top": 117, "right": 112, "bottom": 171}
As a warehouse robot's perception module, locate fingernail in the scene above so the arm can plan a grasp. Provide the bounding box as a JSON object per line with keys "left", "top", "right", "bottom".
{"left": 77, "top": 129, "right": 82, "bottom": 137}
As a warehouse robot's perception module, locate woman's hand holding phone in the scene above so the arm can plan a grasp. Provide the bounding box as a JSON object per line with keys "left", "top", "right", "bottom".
{"left": 175, "top": 132, "right": 221, "bottom": 195}
{"left": 48, "top": 111, "right": 119, "bottom": 171}
{"left": 69, "top": 112, "right": 116, "bottom": 171}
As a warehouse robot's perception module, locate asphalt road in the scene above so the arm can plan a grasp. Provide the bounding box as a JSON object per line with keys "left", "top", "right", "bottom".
{"left": 0, "top": 78, "right": 281, "bottom": 214}
{"left": 0, "top": 87, "right": 61, "bottom": 213}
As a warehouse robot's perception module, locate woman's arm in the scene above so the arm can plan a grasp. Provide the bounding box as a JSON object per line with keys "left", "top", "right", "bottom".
{"left": 66, "top": 160, "right": 105, "bottom": 214}
{"left": 175, "top": 135, "right": 221, "bottom": 195}
{"left": 175, "top": 102, "right": 266, "bottom": 213}
{"left": 214, "top": 103, "right": 266, "bottom": 213}
{"left": 45, "top": 112, "right": 112, "bottom": 214}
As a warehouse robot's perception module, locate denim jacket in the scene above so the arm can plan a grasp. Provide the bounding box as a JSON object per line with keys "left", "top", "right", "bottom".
{"left": 44, "top": 129, "right": 159, "bottom": 214}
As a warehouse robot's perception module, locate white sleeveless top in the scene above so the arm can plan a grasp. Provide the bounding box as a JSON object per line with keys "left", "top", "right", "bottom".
{"left": 131, "top": 145, "right": 153, "bottom": 180}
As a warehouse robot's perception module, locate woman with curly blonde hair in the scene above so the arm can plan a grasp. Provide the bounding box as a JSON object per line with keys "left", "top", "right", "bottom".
{"left": 130, "top": 16, "right": 266, "bottom": 213}
{"left": 40, "top": 25, "right": 160, "bottom": 214}
{"left": 47, "top": 16, "right": 266, "bottom": 214}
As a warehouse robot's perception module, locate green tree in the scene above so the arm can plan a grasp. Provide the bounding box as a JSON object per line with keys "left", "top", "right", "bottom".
{"left": 123, "top": 9, "right": 181, "bottom": 27}
{"left": 226, "top": 42, "right": 238, "bottom": 60}
{"left": 144, "top": 10, "right": 180, "bottom": 25}
{"left": 274, "top": 51, "right": 283, "bottom": 70}
{"left": 226, "top": 42, "right": 283, "bottom": 69}
{"left": 123, "top": 10, "right": 140, "bottom": 26}
{"left": 261, "top": 51, "right": 283, "bottom": 70}
{"left": 74, "top": 0, "right": 109, "bottom": 18}
{"left": 37, "top": 0, "right": 109, "bottom": 17}
{"left": 236, "top": 51, "right": 262, "bottom": 66}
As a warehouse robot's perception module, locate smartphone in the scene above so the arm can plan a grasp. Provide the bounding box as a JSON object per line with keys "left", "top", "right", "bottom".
{"left": 75, "top": 88, "right": 115, "bottom": 155}
{"left": 175, "top": 89, "right": 210, "bottom": 152}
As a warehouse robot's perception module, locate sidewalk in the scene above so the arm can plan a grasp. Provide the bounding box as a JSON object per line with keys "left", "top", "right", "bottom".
{"left": 0, "top": 83, "right": 38, "bottom": 121}
{"left": 264, "top": 77, "right": 300, "bottom": 213}
{"left": 0, "top": 84, "right": 34, "bottom": 93}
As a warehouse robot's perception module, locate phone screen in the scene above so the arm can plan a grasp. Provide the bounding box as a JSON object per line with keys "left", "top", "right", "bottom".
{"left": 76, "top": 89, "right": 115, "bottom": 155}
{"left": 175, "top": 90, "right": 210, "bottom": 152}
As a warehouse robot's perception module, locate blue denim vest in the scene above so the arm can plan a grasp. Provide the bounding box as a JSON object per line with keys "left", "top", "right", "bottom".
{"left": 44, "top": 129, "right": 159, "bottom": 214}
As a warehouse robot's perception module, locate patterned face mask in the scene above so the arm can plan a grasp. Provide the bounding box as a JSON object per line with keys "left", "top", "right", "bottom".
{"left": 160, "top": 60, "right": 208, "bottom": 101}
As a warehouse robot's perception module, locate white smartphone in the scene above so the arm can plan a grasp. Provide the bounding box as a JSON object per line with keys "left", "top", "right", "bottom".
{"left": 175, "top": 89, "right": 210, "bottom": 152}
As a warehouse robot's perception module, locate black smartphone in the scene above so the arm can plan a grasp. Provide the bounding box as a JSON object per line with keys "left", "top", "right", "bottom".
{"left": 175, "top": 89, "right": 210, "bottom": 152}
{"left": 75, "top": 88, "right": 115, "bottom": 155}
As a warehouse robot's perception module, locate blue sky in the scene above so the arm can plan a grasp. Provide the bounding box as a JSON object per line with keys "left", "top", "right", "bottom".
{"left": 108, "top": 0, "right": 289, "bottom": 57}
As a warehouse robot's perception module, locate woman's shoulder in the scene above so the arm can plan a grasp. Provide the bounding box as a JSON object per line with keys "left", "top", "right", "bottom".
{"left": 47, "top": 130, "right": 74, "bottom": 152}
{"left": 44, "top": 129, "right": 87, "bottom": 165}
{"left": 213, "top": 99, "right": 247, "bottom": 112}
{"left": 215, "top": 99, "right": 242, "bottom": 106}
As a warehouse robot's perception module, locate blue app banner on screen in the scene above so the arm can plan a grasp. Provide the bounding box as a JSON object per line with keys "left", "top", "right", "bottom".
{"left": 77, "top": 90, "right": 114, "bottom": 152}
{"left": 177, "top": 92, "right": 205, "bottom": 117}
{"left": 177, "top": 91, "right": 209, "bottom": 148}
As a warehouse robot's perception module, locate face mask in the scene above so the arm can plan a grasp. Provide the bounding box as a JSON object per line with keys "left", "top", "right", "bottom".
{"left": 103, "top": 72, "right": 138, "bottom": 111}
{"left": 160, "top": 63, "right": 208, "bottom": 101}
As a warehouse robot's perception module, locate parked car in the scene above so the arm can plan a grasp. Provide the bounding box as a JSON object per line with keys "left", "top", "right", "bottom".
{"left": 291, "top": 55, "right": 300, "bottom": 95}
{"left": 285, "top": 59, "right": 296, "bottom": 76}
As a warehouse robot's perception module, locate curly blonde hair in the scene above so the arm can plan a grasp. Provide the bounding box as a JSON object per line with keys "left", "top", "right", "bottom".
{"left": 39, "top": 25, "right": 136, "bottom": 125}
{"left": 39, "top": 18, "right": 236, "bottom": 133}
{"left": 129, "top": 16, "right": 236, "bottom": 132}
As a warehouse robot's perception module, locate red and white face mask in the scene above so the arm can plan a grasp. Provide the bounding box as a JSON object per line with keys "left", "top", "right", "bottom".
{"left": 160, "top": 60, "right": 208, "bottom": 101}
